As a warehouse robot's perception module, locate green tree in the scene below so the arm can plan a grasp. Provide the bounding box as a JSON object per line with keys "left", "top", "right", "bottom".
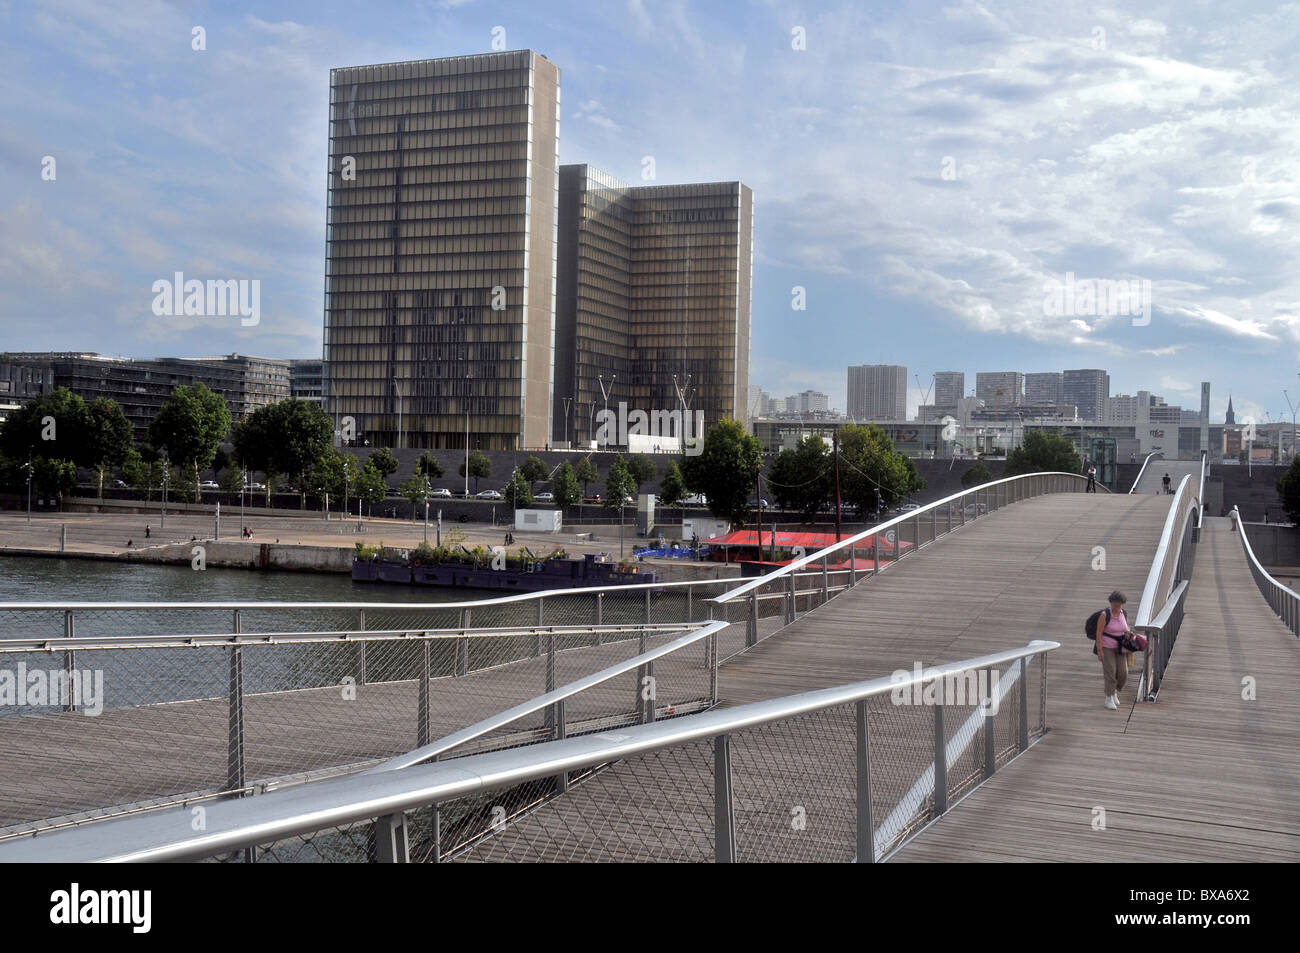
{"left": 459, "top": 448, "right": 491, "bottom": 493}
{"left": 519, "top": 455, "right": 549, "bottom": 490}
{"left": 575, "top": 457, "right": 600, "bottom": 497}
{"left": 231, "top": 398, "right": 332, "bottom": 507}
{"left": 657, "top": 461, "right": 687, "bottom": 508}
{"left": 34, "top": 457, "right": 77, "bottom": 505}
{"left": 961, "top": 460, "right": 993, "bottom": 489}
{"left": 836, "top": 424, "right": 915, "bottom": 514}
{"left": 679, "top": 419, "right": 763, "bottom": 526}
{"left": 627, "top": 453, "right": 657, "bottom": 491}
{"left": 603, "top": 455, "right": 637, "bottom": 510}
{"left": 767, "top": 435, "right": 831, "bottom": 521}
{"left": 552, "top": 461, "right": 582, "bottom": 512}
{"left": 0, "top": 387, "right": 89, "bottom": 465}
{"left": 399, "top": 471, "right": 429, "bottom": 519}
{"left": 84, "top": 398, "right": 134, "bottom": 498}
{"left": 120, "top": 447, "right": 163, "bottom": 501}
{"left": 218, "top": 466, "right": 246, "bottom": 495}
{"left": 1003, "top": 430, "right": 1081, "bottom": 477}
{"left": 901, "top": 454, "right": 926, "bottom": 493}
{"left": 369, "top": 447, "right": 400, "bottom": 480}
{"left": 1278, "top": 456, "right": 1300, "bottom": 524}
{"left": 504, "top": 469, "right": 534, "bottom": 509}
{"left": 415, "top": 451, "right": 444, "bottom": 479}
{"left": 353, "top": 461, "right": 387, "bottom": 515}
{"left": 149, "top": 383, "right": 232, "bottom": 503}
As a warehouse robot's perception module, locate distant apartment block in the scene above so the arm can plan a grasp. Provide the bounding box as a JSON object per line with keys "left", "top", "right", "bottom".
{"left": 0, "top": 359, "right": 53, "bottom": 427}
{"left": 290, "top": 359, "right": 325, "bottom": 406}
{"left": 1063, "top": 369, "right": 1110, "bottom": 422}
{"left": 7, "top": 352, "right": 289, "bottom": 441}
{"left": 1024, "top": 372, "right": 1063, "bottom": 407}
{"left": 933, "top": 371, "right": 964, "bottom": 411}
{"left": 975, "top": 371, "right": 1024, "bottom": 411}
{"left": 847, "top": 364, "right": 906, "bottom": 420}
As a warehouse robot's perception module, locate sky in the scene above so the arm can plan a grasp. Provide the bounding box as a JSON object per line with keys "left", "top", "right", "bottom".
{"left": 2, "top": 0, "right": 1299, "bottom": 427}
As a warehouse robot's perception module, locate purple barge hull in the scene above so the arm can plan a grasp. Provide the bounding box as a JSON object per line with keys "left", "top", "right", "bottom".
{"left": 353, "top": 552, "right": 657, "bottom": 591}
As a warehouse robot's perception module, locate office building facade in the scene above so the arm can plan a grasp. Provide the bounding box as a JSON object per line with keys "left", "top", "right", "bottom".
{"left": 1063, "top": 369, "right": 1109, "bottom": 422}
{"left": 323, "top": 51, "right": 561, "bottom": 451}
{"left": 555, "top": 164, "right": 753, "bottom": 446}
{"left": 847, "top": 364, "right": 906, "bottom": 420}
{"left": 1024, "top": 372, "right": 1063, "bottom": 407}
{"left": 933, "top": 371, "right": 964, "bottom": 411}
{"left": 975, "top": 371, "right": 1024, "bottom": 412}
{"left": 7, "top": 352, "right": 289, "bottom": 442}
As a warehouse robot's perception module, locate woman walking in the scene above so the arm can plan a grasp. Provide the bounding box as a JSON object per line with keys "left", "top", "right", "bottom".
{"left": 1096, "top": 590, "right": 1135, "bottom": 709}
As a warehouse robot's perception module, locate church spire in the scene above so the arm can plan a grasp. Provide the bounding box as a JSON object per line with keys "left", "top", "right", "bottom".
{"left": 1225, "top": 393, "right": 1235, "bottom": 426}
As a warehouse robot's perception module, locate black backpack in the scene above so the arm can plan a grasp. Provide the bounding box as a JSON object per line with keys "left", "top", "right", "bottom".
{"left": 1084, "top": 608, "right": 1111, "bottom": 640}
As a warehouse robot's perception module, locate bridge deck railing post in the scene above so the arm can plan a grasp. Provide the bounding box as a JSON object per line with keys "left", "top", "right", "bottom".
{"left": 856, "top": 700, "right": 874, "bottom": 863}
{"left": 933, "top": 699, "right": 948, "bottom": 816}
{"left": 1018, "top": 657, "right": 1029, "bottom": 751}
{"left": 714, "top": 734, "right": 736, "bottom": 863}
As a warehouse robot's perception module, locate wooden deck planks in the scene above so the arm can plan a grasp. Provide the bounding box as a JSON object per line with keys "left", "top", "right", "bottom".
{"left": 895, "top": 515, "right": 1300, "bottom": 862}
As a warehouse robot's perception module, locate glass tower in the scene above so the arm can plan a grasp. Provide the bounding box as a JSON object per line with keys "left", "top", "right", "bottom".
{"left": 555, "top": 165, "right": 754, "bottom": 446}
{"left": 323, "top": 51, "right": 560, "bottom": 450}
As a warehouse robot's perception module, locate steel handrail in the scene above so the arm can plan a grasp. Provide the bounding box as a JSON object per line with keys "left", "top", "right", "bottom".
{"left": 1129, "top": 451, "right": 1164, "bottom": 494}
{"left": 0, "top": 622, "right": 694, "bottom": 654}
{"left": 366, "top": 620, "right": 729, "bottom": 773}
{"left": 1133, "top": 474, "right": 1192, "bottom": 630}
{"left": 714, "top": 471, "right": 1099, "bottom": 604}
{"left": 1231, "top": 507, "right": 1300, "bottom": 604}
{"left": 0, "top": 639, "right": 1059, "bottom": 862}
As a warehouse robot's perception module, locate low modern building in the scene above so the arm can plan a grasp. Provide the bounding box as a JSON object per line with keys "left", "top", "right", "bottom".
{"left": 5, "top": 352, "right": 290, "bottom": 442}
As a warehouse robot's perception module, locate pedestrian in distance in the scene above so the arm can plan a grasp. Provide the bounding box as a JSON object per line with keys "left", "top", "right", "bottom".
{"left": 1085, "top": 463, "right": 1097, "bottom": 493}
{"left": 1162, "top": 472, "right": 1171, "bottom": 495}
{"left": 145, "top": 524, "right": 151, "bottom": 539}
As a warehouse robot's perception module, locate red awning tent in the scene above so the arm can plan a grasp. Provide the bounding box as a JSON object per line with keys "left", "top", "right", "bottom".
{"left": 711, "top": 528, "right": 914, "bottom": 554}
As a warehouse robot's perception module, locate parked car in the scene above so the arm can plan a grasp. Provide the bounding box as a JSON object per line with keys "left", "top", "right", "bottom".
{"left": 583, "top": 494, "right": 602, "bottom": 504}
{"left": 962, "top": 503, "right": 989, "bottom": 516}
{"left": 534, "top": 492, "right": 554, "bottom": 502}
{"left": 898, "top": 503, "right": 920, "bottom": 512}
{"left": 112, "top": 479, "right": 128, "bottom": 489}
{"left": 246, "top": 482, "right": 264, "bottom": 491}
{"left": 430, "top": 487, "right": 452, "bottom": 499}
{"left": 199, "top": 480, "right": 220, "bottom": 490}
{"left": 747, "top": 498, "right": 770, "bottom": 508}
{"left": 476, "top": 489, "right": 503, "bottom": 500}
{"left": 682, "top": 494, "right": 707, "bottom": 506}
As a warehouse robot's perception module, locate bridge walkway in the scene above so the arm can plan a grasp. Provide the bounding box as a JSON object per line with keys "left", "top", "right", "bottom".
{"left": 894, "top": 516, "right": 1300, "bottom": 862}
{"left": 456, "top": 492, "right": 1177, "bottom": 861}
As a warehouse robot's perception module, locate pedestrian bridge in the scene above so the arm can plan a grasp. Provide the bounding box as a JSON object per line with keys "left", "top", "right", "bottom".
{"left": 2, "top": 461, "right": 1296, "bottom": 862}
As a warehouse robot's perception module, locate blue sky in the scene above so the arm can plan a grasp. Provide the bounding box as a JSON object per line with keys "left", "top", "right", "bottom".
{"left": 2, "top": 0, "right": 1299, "bottom": 425}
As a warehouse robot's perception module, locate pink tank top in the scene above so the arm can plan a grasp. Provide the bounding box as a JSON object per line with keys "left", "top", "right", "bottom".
{"left": 1100, "top": 609, "right": 1127, "bottom": 649}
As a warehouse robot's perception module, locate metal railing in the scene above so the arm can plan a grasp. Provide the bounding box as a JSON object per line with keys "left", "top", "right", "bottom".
{"left": 1133, "top": 474, "right": 1200, "bottom": 700}
{"left": 0, "top": 640, "right": 1058, "bottom": 863}
{"left": 1129, "top": 451, "right": 1163, "bottom": 494}
{"left": 0, "top": 575, "right": 743, "bottom": 647}
{"left": 0, "top": 619, "right": 716, "bottom": 841}
{"left": 710, "top": 471, "right": 1102, "bottom": 644}
{"left": 1231, "top": 507, "right": 1300, "bottom": 637}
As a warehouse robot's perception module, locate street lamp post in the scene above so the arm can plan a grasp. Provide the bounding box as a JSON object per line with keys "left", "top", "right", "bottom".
{"left": 25, "top": 449, "right": 32, "bottom": 524}
{"left": 1287, "top": 388, "right": 1300, "bottom": 461}
{"left": 160, "top": 448, "right": 168, "bottom": 529}
{"left": 597, "top": 374, "right": 616, "bottom": 448}
{"left": 562, "top": 396, "right": 573, "bottom": 449}
{"left": 464, "top": 373, "right": 471, "bottom": 499}
{"left": 423, "top": 476, "right": 431, "bottom": 543}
